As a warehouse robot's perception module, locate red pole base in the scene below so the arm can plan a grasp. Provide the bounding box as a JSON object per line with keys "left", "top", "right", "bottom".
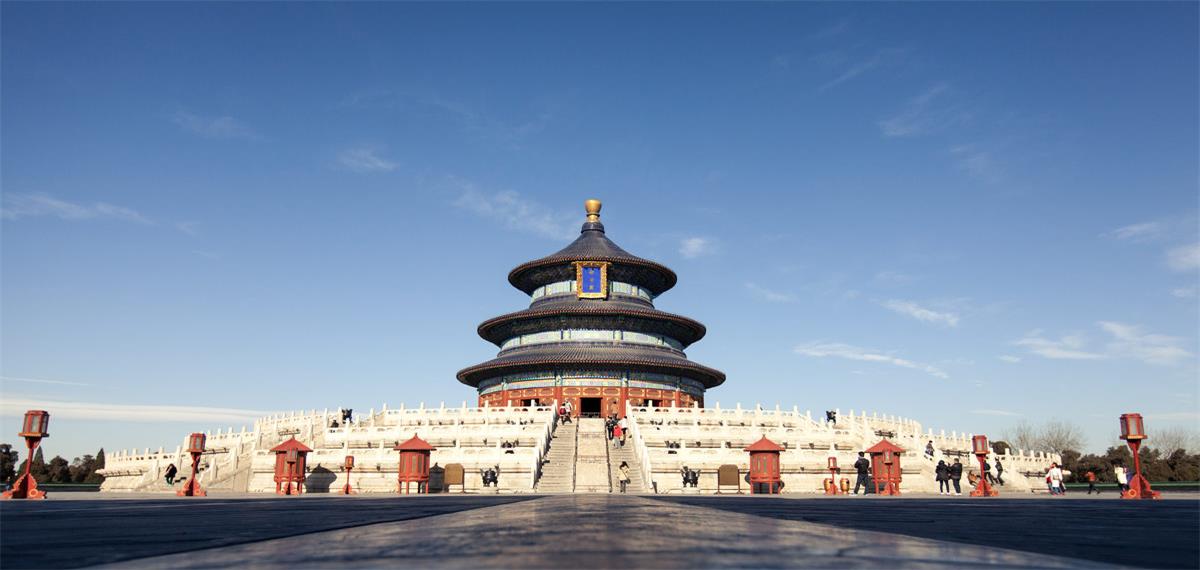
{"left": 176, "top": 479, "right": 207, "bottom": 497}
{"left": 1121, "top": 474, "right": 1162, "bottom": 500}
{"left": 970, "top": 482, "right": 1000, "bottom": 497}
{"left": 1, "top": 474, "right": 46, "bottom": 500}
{"left": 824, "top": 475, "right": 840, "bottom": 495}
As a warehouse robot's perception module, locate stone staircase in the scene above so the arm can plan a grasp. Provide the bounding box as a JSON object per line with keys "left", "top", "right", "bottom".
{"left": 535, "top": 421, "right": 577, "bottom": 493}
{"left": 609, "top": 441, "right": 648, "bottom": 494}
{"left": 534, "top": 418, "right": 649, "bottom": 494}
{"left": 574, "top": 418, "right": 611, "bottom": 493}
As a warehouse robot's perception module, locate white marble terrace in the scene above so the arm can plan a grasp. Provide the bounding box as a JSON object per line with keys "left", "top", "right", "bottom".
{"left": 98, "top": 401, "right": 1059, "bottom": 494}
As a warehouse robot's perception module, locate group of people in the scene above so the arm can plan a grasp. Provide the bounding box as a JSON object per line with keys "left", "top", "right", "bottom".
{"left": 556, "top": 400, "right": 574, "bottom": 425}
{"left": 606, "top": 414, "right": 628, "bottom": 448}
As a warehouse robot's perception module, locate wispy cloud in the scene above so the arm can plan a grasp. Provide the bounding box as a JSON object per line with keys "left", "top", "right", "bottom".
{"left": 171, "top": 111, "right": 258, "bottom": 140}
{"left": 1172, "top": 287, "right": 1196, "bottom": 299}
{"left": 1015, "top": 322, "right": 1192, "bottom": 365}
{"left": 1013, "top": 330, "right": 1105, "bottom": 360}
{"left": 879, "top": 82, "right": 965, "bottom": 137}
{"left": 450, "top": 179, "right": 576, "bottom": 241}
{"left": 679, "top": 237, "right": 716, "bottom": 259}
{"left": 0, "top": 398, "right": 271, "bottom": 423}
{"left": 997, "top": 355, "right": 1022, "bottom": 363}
{"left": 1167, "top": 243, "right": 1200, "bottom": 272}
{"left": 794, "top": 341, "right": 949, "bottom": 379}
{"left": 820, "top": 51, "right": 886, "bottom": 91}
{"left": 881, "top": 299, "right": 960, "bottom": 327}
{"left": 1099, "top": 321, "right": 1192, "bottom": 366}
{"left": 337, "top": 147, "right": 398, "bottom": 173}
{"left": 745, "top": 282, "right": 795, "bottom": 303}
{"left": 1, "top": 193, "right": 153, "bottom": 224}
{"left": 175, "top": 221, "right": 200, "bottom": 236}
{"left": 1, "top": 376, "right": 92, "bottom": 387}
{"left": 948, "top": 144, "right": 1002, "bottom": 183}
{"left": 1105, "top": 221, "right": 1164, "bottom": 242}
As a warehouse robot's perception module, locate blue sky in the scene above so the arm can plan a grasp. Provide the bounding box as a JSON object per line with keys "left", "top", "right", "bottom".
{"left": 2, "top": 3, "right": 1197, "bottom": 460}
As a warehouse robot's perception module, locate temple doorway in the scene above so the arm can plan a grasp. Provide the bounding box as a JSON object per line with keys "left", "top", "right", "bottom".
{"left": 580, "top": 397, "right": 602, "bottom": 417}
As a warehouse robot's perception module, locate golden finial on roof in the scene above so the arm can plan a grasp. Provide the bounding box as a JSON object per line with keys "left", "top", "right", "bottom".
{"left": 585, "top": 199, "right": 602, "bottom": 222}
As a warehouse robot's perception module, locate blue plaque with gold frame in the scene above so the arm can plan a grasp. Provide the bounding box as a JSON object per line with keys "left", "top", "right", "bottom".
{"left": 574, "top": 261, "right": 609, "bottom": 299}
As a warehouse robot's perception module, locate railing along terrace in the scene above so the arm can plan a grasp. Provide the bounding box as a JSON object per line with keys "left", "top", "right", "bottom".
{"left": 626, "top": 403, "right": 656, "bottom": 492}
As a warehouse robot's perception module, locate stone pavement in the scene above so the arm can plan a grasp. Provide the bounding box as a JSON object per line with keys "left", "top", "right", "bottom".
{"left": 1, "top": 493, "right": 1196, "bottom": 569}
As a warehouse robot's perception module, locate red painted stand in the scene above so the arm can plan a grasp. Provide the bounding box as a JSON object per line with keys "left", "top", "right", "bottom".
{"left": 970, "top": 434, "right": 999, "bottom": 497}
{"left": 395, "top": 434, "right": 435, "bottom": 494}
{"left": 744, "top": 436, "right": 785, "bottom": 494}
{"left": 271, "top": 437, "right": 312, "bottom": 495}
{"left": 342, "top": 455, "right": 356, "bottom": 495}
{"left": 177, "top": 432, "right": 207, "bottom": 497}
{"left": 824, "top": 457, "right": 841, "bottom": 495}
{"left": 867, "top": 439, "right": 904, "bottom": 496}
{"left": 1119, "top": 413, "right": 1161, "bottom": 500}
{"left": 2, "top": 410, "right": 50, "bottom": 500}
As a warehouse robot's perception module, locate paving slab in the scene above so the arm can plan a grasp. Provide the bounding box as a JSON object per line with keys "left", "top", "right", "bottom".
{"left": 96, "top": 495, "right": 1103, "bottom": 569}
{"left": 655, "top": 495, "right": 1200, "bottom": 569}
{"left": 0, "top": 494, "right": 534, "bottom": 569}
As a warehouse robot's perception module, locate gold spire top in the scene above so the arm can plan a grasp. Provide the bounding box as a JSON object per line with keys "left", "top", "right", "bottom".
{"left": 584, "top": 199, "right": 602, "bottom": 222}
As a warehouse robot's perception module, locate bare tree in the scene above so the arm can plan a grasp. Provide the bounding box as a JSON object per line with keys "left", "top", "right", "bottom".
{"left": 1004, "top": 420, "right": 1042, "bottom": 452}
{"left": 1149, "top": 427, "right": 1200, "bottom": 454}
{"left": 1038, "top": 420, "right": 1085, "bottom": 454}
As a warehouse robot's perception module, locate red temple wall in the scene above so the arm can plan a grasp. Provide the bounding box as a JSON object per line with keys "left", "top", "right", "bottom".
{"left": 478, "top": 386, "right": 702, "bottom": 418}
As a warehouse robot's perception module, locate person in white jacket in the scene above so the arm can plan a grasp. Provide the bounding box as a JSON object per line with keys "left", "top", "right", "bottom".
{"left": 1048, "top": 463, "right": 1064, "bottom": 495}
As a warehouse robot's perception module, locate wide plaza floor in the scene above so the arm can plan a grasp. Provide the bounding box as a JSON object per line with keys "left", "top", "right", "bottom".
{"left": 1, "top": 493, "right": 1196, "bottom": 569}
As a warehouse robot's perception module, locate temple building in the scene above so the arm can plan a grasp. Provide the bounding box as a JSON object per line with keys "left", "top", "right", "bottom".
{"left": 458, "top": 200, "right": 724, "bottom": 417}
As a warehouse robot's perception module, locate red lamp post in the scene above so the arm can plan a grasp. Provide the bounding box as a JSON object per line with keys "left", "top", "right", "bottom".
{"left": 342, "top": 455, "right": 356, "bottom": 495}
{"left": 1119, "top": 413, "right": 1161, "bottom": 500}
{"left": 970, "top": 435, "right": 999, "bottom": 497}
{"left": 2, "top": 410, "right": 50, "bottom": 500}
{"left": 395, "top": 434, "right": 436, "bottom": 494}
{"left": 271, "top": 437, "right": 312, "bottom": 495}
{"left": 177, "top": 432, "right": 207, "bottom": 497}
{"left": 825, "top": 456, "right": 841, "bottom": 495}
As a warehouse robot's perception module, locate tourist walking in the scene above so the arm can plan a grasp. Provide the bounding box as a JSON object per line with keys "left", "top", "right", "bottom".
{"left": 1114, "top": 464, "right": 1128, "bottom": 493}
{"left": 612, "top": 420, "right": 624, "bottom": 448}
{"left": 617, "top": 416, "right": 628, "bottom": 447}
{"left": 1086, "top": 470, "right": 1098, "bottom": 494}
{"left": 925, "top": 440, "right": 936, "bottom": 460}
{"left": 164, "top": 463, "right": 178, "bottom": 486}
{"left": 853, "top": 452, "right": 871, "bottom": 495}
{"left": 605, "top": 415, "right": 616, "bottom": 440}
{"left": 984, "top": 459, "right": 997, "bottom": 485}
{"left": 618, "top": 461, "right": 631, "bottom": 493}
{"left": 949, "top": 458, "right": 963, "bottom": 495}
{"left": 564, "top": 399, "right": 574, "bottom": 420}
{"left": 935, "top": 459, "right": 950, "bottom": 495}
{"left": 995, "top": 458, "right": 1005, "bottom": 485}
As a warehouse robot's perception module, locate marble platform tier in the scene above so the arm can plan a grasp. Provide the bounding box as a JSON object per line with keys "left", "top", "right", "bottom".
{"left": 624, "top": 403, "right": 1060, "bottom": 495}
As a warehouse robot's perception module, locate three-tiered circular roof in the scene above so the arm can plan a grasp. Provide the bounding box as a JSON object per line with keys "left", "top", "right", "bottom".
{"left": 457, "top": 199, "right": 725, "bottom": 390}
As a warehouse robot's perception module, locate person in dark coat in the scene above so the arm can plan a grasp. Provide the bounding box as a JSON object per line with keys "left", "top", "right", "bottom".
{"left": 949, "top": 458, "right": 964, "bottom": 495}
{"left": 853, "top": 452, "right": 871, "bottom": 495}
{"left": 164, "top": 463, "right": 178, "bottom": 485}
{"left": 995, "top": 459, "right": 1005, "bottom": 485}
{"left": 935, "top": 460, "right": 950, "bottom": 495}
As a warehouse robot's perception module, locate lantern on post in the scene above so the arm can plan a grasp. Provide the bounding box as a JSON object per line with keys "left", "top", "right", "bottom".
{"left": 342, "top": 455, "right": 356, "bottom": 495}
{"left": 970, "top": 435, "right": 999, "bottom": 497}
{"left": 866, "top": 439, "right": 904, "bottom": 496}
{"left": 270, "top": 437, "right": 312, "bottom": 495}
{"left": 176, "top": 432, "right": 207, "bottom": 497}
{"left": 394, "top": 434, "right": 435, "bottom": 494}
{"left": 743, "top": 436, "right": 785, "bottom": 494}
{"left": 2, "top": 410, "right": 50, "bottom": 500}
{"left": 825, "top": 456, "right": 841, "bottom": 495}
{"left": 1119, "top": 413, "right": 1161, "bottom": 500}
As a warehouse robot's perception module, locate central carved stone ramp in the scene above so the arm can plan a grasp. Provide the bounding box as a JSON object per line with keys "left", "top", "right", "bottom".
{"left": 534, "top": 421, "right": 577, "bottom": 493}
{"left": 573, "top": 418, "right": 611, "bottom": 493}
{"left": 608, "top": 440, "right": 648, "bottom": 494}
